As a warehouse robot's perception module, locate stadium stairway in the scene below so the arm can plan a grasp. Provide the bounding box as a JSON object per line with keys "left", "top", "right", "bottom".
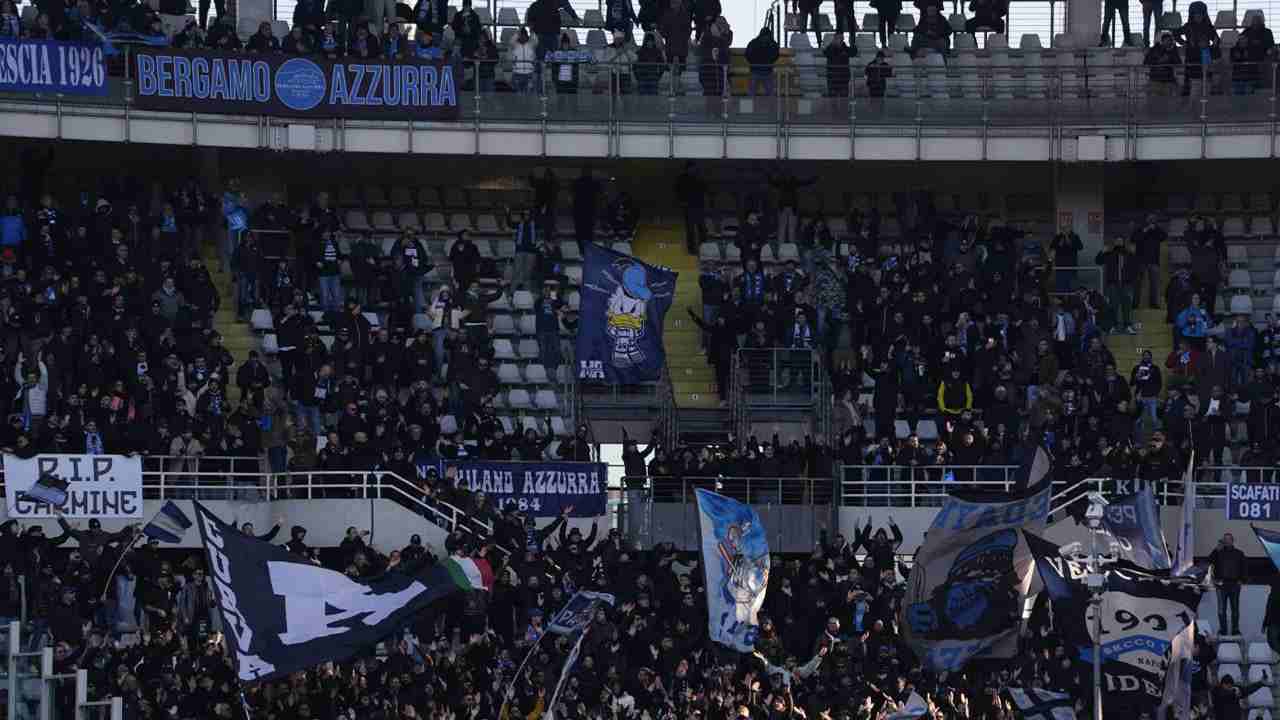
{"left": 628, "top": 221, "right": 720, "bottom": 409}
{"left": 1103, "top": 244, "right": 1174, "bottom": 386}
{"left": 199, "top": 241, "right": 256, "bottom": 407}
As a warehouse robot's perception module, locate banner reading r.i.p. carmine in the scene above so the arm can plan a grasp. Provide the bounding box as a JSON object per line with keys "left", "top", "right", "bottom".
{"left": 3, "top": 454, "right": 143, "bottom": 518}
{"left": 130, "top": 48, "right": 458, "bottom": 120}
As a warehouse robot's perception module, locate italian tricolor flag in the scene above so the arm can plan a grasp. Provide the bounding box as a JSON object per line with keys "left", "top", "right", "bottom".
{"left": 443, "top": 555, "right": 495, "bottom": 592}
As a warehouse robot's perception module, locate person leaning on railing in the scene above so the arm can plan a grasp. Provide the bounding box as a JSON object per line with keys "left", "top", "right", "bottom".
{"left": 1145, "top": 32, "right": 1183, "bottom": 96}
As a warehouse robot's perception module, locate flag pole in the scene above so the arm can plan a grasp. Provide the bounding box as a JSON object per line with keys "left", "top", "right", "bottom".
{"left": 498, "top": 627, "right": 550, "bottom": 720}
{"left": 98, "top": 528, "right": 142, "bottom": 602}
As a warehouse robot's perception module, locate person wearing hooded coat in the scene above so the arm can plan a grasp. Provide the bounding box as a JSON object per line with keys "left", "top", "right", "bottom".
{"left": 56, "top": 517, "right": 135, "bottom": 567}
{"left": 852, "top": 517, "right": 902, "bottom": 576}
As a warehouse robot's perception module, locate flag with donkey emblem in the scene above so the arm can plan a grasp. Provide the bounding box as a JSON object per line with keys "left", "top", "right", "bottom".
{"left": 575, "top": 243, "right": 677, "bottom": 384}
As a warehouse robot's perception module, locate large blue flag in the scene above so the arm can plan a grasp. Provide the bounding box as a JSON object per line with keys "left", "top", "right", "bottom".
{"left": 695, "top": 488, "right": 770, "bottom": 652}
{"left": 1101, "top": 485, "right": 1171, "bottom": 570}
{"left": 575, "top": 243, "right": 676, "bottom": 384}
{"left": 1253, "top": 524, "right": 1280, "bottom": 571}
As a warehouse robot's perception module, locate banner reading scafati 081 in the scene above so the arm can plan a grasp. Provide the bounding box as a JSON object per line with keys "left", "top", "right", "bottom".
{"left": 131, "top": 48, "right": 458, "bottom": 120}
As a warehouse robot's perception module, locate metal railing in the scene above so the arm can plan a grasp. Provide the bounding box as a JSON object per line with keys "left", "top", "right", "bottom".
{"left": 5, "top": 623, "right": 122, "bottom": 720}
{"left": 837, "top": 465, "right": 1280, "bottom": 511}
{"left": 1049, "top": 264, "right": 1105, "bottom": 297}
{"left": 735, "top": 347, "right": 823, "bottom": 406}
{"left": 645, "top": 474, "right": 838, "bottom": 505}
{"left": 657, "top": 357, "right": 678, "bottom": 449}
{"left": 6, "top": 49, "right": 1277, "bottom": 159}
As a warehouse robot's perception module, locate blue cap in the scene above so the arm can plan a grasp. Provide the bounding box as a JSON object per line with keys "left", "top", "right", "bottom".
{"left": 622, "top": 264, "right": 652, "bottom": 301}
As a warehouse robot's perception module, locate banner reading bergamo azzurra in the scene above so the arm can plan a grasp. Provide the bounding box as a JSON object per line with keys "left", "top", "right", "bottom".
{"left": 696, "top": 488, "right": 770, "bottom": 652}
{"left": 576, "top": 243, "right": 676, "bottom": 384}
{"left": 0, "top": 39, "right": 107, "bottom": 95}
{"left": 131, "top": 47, "right": 457, "bottom": 120}
{"left": 446, "top": 461, "right": 607, "bottom": 517}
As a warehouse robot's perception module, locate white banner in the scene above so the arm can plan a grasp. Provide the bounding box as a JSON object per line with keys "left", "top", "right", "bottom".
{"left": 3, "top": 454, "right": 143, "bottom": 518}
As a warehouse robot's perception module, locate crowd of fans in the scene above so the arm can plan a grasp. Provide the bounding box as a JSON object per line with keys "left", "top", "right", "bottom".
{"left": 4, "top": 0, "right": 1276, "bottom": 100}
{"left": 0, "top": 498, "right": 1241, "bottom": 720}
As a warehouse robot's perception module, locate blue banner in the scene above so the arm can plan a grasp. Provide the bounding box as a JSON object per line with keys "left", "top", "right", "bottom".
{"left": 696, "top": 489, "right": 769, "bottom": 652}
{"left": 549, "top": 590, "right": 615, "bottom": 634}
{"left": 1101, "top": 486, "right": 1171, "bottom": 570}
{"left": 576, "top": 243, "right": 677, "bottom": 384}
{"left": 1228, "top": 481, "right": 1280, "bottom": 520}
{"left": 442, "top": 461, "right": 606, "bottom": 517}
{"left": 0, "top": 39, "right": 108, "bottom": 95}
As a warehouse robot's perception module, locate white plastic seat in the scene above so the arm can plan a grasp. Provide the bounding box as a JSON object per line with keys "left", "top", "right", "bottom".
{"left": 1249, "top": 642, "right": 1275, "bottom": 665}
{"left": 1250, "top": 688, "right": 1275, "bottom": 709}
{"left": 894, "top": 420, "right": 911, "bottom": 438}
{"left": 1249, "top": 664, "right": 1274, "bottom": 687}
{"left": 518, "top": 315, "right": 538, "bottom": 336}
{"left": 582, "top": 8, "right": 603, "bottom": 26}
{"left": 487, "top": 293, "right": 512, "bottom": 312}
{"left": 1215, "top": 10, "right": 1237, "bottom": 27}
{"left": 1230, "top": 269, "right": 1254, "bottom": 289}
{"left": 512, "top": 290, "right": 536, "bottom": 311}
{"left": 497, "top": 416, "right": 515, "bottom": 434}
{"left": 250, "top": 308, "right": 273, "bottom": 331}
{"left": 519, "top": 416, "right": 542, "bottom": 436}
{"left": 1244, "top": 10, "right": 1265, "bottom": 27}
{"left": 1223, "top": 217, "right": 1248, "bottom": 237}
{"left": 424, "top": 212, "right": 448, "bottom": 231}
{"left": 476, "top": 214, "right": 501, "bottom": 234}
{"left": 862, "top": 13, "right": 879, "bottom": 31}
{"left": 497, "top": 363, "right": 523, "bottom": 384}
{"left": 586, "top": 29, "right": 607, "bottom": 48}
{"left": 398, "top": 211, "right": 423, "bottom": 231}
{"left": 761, "top": 245, "right": 778, "bottom": 264}
{"left": 345, "top": 210, "right": 371, "bottom": 232}
{"left": 916, "top": 420, "right": 939, "bottom": 440}
{"left": 789, "top": 32, "right": 813, "bottom": 50}
{"left": 506, "top": 390, "right": 532, "bottom": 410}
{"left": 517, "top": 339, "right": 540, "bottom": 359}
{"left": 371, "top": 212, "right": 397, "bottom": 233}
{"left": 1231, "top": 295, "right": 1255, "bottom": 315}
{"left": 1020, "top": 33, "right": 1042, "bottom": 50}
{"left": 550, "top": 416, "right": 570, "bottom": 436}
{"left": 565, "top": 266, "right": 583, "bottom": 285}
{"left": 1220, "top": 642, "right": 1245, "bottom": 663}
{"left": 497, "top": 6, "right": 519, "bottom": 24}
{"left": 561, "top": 243, "right": 582, "bottom": 261}
{"left": 475, "top": 6, "right": 492, "bottom": 24}
{"left": 778, "top": 243, "right": 800, "bottom": 261}
{"left": 1229, "top": 245, "right": 1250, "bottom": 267}
{"left": 895, "top": 14, "right": 915, "bottom": 32}
{"left": 567, "top": 291, "right": 581, "bottom": 310}
{"left": 1160, "top": 11, "right": 1183, "bottom": 29}
{"left": 525, "top": 364, "right": 549, "bottom": 384}
{"left": 534, "top": 389, "right": 558, "bottom": 410}
{"left": 1250, "top": 710, "right": 1273, "bottom": 720}
{"left": 1220, "top": 663, "right": 1245, "bottom": 685}
{"left": 439, "top": 415, "right": 459, "bottom": 435}
{"left": 493, "top": 338, "right": 517, "bottom": 360}
{"left": 261, "top": 334, "right": 280, "bottom": 354}
{"left": 700, "top": 243, "right": 722, "bottom": 262}
{"left": 492, "top": 314, "right": 516, "bottom": 335}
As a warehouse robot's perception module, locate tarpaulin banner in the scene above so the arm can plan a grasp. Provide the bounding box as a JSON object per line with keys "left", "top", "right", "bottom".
{"left": 696, "top": 488, "right": 770, "bottom": 652}
{"left": 444, "top": 461, "right": 607, "bottom": 517}
{"left": 576, "top": 243, "right": 677, "bottom": 385}
{"left": 901, "top": 445, "right": 1052, "bottom": 672}
{"left": 131, "top": 48, "right": 458, "bottom": 120}
{"left": 3, "top": 454, "right": 142, "bottom": 518}
{"left": 0, "top": 39, "right": 107, "bottom": 95}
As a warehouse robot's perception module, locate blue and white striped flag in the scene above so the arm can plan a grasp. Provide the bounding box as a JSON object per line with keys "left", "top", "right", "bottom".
{"left": 21, "top": 472, "right": 69, "bottom": 506}
{"left": 1004, "top": 688, "right": 1076, "bottom": 720}
{"left": 143, "top": 501, "right": 192, "bottom": 543}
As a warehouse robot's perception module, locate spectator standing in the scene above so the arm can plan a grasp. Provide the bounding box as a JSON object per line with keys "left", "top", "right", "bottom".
{"left": 659, "top": 0, "right": 692, "bottom": 73}
{"left": 965, "top": 0, "right": 1007, "bottom": 35}
{"left": 1051, "top": 228, "right": 1083, "bottom": 293}
{"left": 865, "top": 49, "right": 892, "bottom": 97}
{"left": 823, "top": 33, "right": 854, "bottom": 97}
{"left": 766, "top": 167, "right": 817, "bottom": 251}
{"left": 1209, "top": 532, "right": 1246, "bottom": 635}
{"left": 1100, "top": 0, "right": 1132, "bottom": 46}
{"left": 745, "top": 27, "right": 780, "bottom": 97}
{"left": 1131, "top": 214, "right": 1165, "bottom": 309}
{"left": 509, "top": 28, "right": 539, "bottom": 94}
{"left": 1144, "top": 32, "right": 1182, "bottom": 94}
{"left": 871, "top": 0, "right": 901, "bottom": 45}
{"left": 1226, "top": 315, "right": 1257, "bottom": 388}
{"left": 792, "top": 0, "right": 821, "bottom": 47}
{"left": 1096, "top": 238, "right": 1136, "bottom": 334}
{"left": 675, "top": 162, "right": 708, "bottom": 254}
{"left": 1188, "top": 234, "right": 1223, "bottom": 316}
{"left": 604, "top": 0, "right": 638, "bottom": 36}
{"left": 526, "top": 0, "right": 562, "bottom": 82}
{"left": 312, "top": 231, "right": 344, "bottom": 312}
{"left": 572, "top": 169, "right": 601, "bottom": 252}
{"left": 509, "top": 208, "right": 541, "bottom": 292}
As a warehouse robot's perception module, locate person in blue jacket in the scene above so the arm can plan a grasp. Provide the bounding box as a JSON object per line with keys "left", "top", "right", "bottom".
{"left": 0, "top": 195, "right": 25, "bottom": 270}
{"left": 1175, "top": 292, "right": 1210, "bottom": 348}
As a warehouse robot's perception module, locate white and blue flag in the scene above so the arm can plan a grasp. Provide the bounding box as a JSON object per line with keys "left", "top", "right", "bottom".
{"left": 1004, "top": 688, "right": 1076, "bottom": 720}
{"left": 695, "top": 488, "right": 770, "bottom": 652}
{"left": 549, "top": 591, "right": 615, "bottom": 635}
{"left": 143, "top": 501, "right": 193, "bottom": 543}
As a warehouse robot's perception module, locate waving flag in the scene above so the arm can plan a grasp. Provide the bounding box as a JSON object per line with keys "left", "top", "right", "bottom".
{"left": 1004, "top": 688, "right": 1077, "bottom": 720}
{"left": 20, "top": 472, "right": 69, "bottom": 507}
{"left": 549, "top": 591, "right": 615, "bottom": 635}
{"left": 192, "top": 502, "right": 491, "bottom": 682}
{"left": 1101, "top": 486, "right": 1171, "bottom": 570}
{"left": 1255, "top": 524, "right": 1280, "bottom": 571}
{"left": 575, "top": 243, "right": 677, "bottom": 384}
{"left": 901, "top": 444, "right": 1052, "bottom": 672}
{"left": 696, "top": 488, "right": 770, "bottom": 652}
{"left": 142, "top": 501, "right": 192, "bottom": 543}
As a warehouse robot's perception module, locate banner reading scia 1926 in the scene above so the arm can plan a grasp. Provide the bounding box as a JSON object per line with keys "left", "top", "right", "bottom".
{"left": 131, "top": 48, "right": 457, "bottom": 120}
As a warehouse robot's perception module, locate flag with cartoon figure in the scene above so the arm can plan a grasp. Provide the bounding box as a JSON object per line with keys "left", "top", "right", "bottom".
{"left": 696, "top": 488, "right": 770, "bottom": 652}
{"left": 575, "top": 243, "right": 677, "bottom": 384}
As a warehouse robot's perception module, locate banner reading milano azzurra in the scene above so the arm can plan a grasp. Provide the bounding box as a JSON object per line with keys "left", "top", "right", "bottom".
{"left": 902, "top": 445, "right": 1052, "bottom": 672}
{"left": 696, "top": 488, "right": 770, "bottom": 652}
{"left": 0, "top": 39, "right": 108, "bottom": 95}
{"left": 445, "top": 460, "right": 607, "bottom": 517}
{"left": 131, "top": 48, "right": 457, "bottom": 120}
{"left": 576, "top": 243, "right": 676, "bottom": 384}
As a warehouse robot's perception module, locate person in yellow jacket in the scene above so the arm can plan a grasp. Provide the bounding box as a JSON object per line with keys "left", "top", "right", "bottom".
{"left": 937, "top": 366, "right": 973, "bottom": 415}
